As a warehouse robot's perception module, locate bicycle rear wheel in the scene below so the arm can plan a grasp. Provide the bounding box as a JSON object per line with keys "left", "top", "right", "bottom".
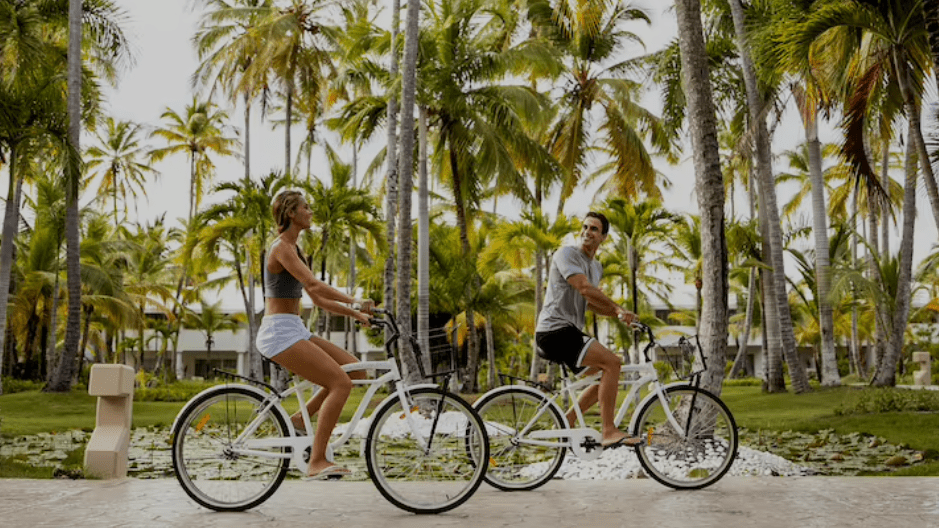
{"left": 474, "top": 386, "right": 566, "bottom": 491}
{"left": 172, "top": 386, "right": 290, "bottom": 511}
{"left": 365, "top": 387, "right": 489, "bottom": 514}
{"left": 633, "top": 385, "right": 738, "bottom": 490}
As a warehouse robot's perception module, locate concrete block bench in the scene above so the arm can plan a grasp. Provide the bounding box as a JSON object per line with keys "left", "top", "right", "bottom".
{"left": 84, "top": 364, "right": 135, "bottom": 479}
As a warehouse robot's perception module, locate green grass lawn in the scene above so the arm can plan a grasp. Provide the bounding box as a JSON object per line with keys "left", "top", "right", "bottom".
{"left": 0, "top": 386, "right": 378, "bottom": 438}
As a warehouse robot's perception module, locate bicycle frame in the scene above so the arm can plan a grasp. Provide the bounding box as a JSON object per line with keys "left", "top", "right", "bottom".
{"left": 481, "top": 329, "right": 699, "bottom": 455}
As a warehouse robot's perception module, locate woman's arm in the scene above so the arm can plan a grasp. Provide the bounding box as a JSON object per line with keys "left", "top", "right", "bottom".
{"left": 272, "top": 242, "right": 372, "bottom": 323}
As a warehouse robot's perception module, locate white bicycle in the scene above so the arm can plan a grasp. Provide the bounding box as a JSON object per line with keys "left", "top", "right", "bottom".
{"left": 474, "top": 322, "right": 738, "bottom": 491}
{"left": 170, "top": 309, "right": 489, "bottom": 514}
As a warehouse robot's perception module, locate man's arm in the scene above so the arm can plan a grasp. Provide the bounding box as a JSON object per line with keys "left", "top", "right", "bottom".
{"left": 567, "top": 274, "right": 637, "bottom": 323}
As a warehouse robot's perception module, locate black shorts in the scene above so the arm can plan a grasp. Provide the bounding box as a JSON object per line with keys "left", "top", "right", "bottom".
{"left": 535, "top": 326, "right": 595, "bottom": 375}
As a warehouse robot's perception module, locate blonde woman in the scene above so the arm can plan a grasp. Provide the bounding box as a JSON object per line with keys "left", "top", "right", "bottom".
{"left": 256, "top": 189, "right": 374, "bottom": 479}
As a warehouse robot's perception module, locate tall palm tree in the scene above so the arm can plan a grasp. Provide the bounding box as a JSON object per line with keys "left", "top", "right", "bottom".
{"left": 674, "top": 0, "right": 730, "bottom": 395}
{"left": 181, "top": 298, "right": 244, "bottom": 378}
{"left": 199, "top": 172, "right": 283, "bottom": 378}
{"left": 85, "top": 117, "right": 158, "bottom": 229}
{"left": 149, "top": 97, "right": 240, "bottom": 222}
{"left": 527, "top": 1, "right": 675, "bottom": 217}
{"left": 420, "top": 0, "right": 555, "bottom": 389}
{"left": 192, "top": 0, "right": 273, "bottom": 183}
{"left": 727, "top": 0, "right": 810, "bottom": 393}
{"left": 791, "top": 0, "right": 931, "bottom": 386}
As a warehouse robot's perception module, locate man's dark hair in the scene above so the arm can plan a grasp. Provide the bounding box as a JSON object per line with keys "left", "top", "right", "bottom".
{"left": 586, "top": 211, "right": 610, "bottom": 235}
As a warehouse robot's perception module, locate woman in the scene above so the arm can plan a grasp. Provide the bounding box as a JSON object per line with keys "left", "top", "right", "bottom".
{"left": 256, "top": 189, "right": 374, "bottom": 479}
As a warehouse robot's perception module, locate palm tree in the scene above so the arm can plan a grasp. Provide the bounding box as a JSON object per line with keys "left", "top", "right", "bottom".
{"left": 85, "top": 117, "right": 158, "bottom": 229}
{"left": 791, "top": 0, "right": 931, "bottom": 386}
{"left": 149, "top": 97, "right": 240, "bottom": 222}
{"left": 181, "top": 298, "right": 244, "bottom": 379}
{"left": 419, "top": 0, "right": 556, "bottom": 389}
{"left": 602, "top": 198, "right": 678, "bottom": 361}
{"left": 192, "top": 0, "right": 273, "bottom": 183}
{"left": 674, "top": 0, "right": 730, "bottom": 395}
{"left": 727, "top": 0, "right": 811, "bottom": 394}
{"left": 529, "top": 0, "right": 675, "bottom": 216}
{"left": 199, "top": 172, "right": 283, "bottom": 379}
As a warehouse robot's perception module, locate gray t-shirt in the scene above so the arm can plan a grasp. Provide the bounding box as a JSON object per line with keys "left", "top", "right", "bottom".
{"left": 536, "top": 245, "right": 603, "bottom": 333}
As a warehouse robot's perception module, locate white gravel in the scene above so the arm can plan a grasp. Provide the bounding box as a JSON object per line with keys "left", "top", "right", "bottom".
{"left": 333, "top": 412, "right": 810, "bottom": 479}
{"left": 546, "top": 445, "right": 809, "bottom": 480}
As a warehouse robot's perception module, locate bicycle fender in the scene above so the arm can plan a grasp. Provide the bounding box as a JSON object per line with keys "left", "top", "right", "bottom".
{"left": 170, "top": 383, "right": 291, "bottom": 435}
{"left": 626, "top": 382, "right": 715, "bottom": 433}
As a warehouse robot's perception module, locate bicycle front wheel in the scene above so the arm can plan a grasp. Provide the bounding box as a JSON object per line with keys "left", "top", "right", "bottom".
{"left": 172, "top": 387, "right": 290, "bottom": 511}
{"left": 474, "top": 387, "right": 566, "bottom": 491}
{"left": 365, "top": 387, "right": 489, "bottom": 514}
{"left": 633, "top": 385, "right": 738, "bottom": 490}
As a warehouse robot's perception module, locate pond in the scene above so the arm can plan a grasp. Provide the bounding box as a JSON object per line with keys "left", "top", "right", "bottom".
{"left": 0, "top": 425, "right": 925, "bottom": 479}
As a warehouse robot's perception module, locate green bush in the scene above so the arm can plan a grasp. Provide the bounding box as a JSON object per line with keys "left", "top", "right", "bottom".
{"left": 834, "top": 388, "right": 939, "bottom": 415}
{"left": 1, "top": 378, "right": 45, "bottom": 394}
{"left": 134, "top": 380, "right": 223, "bottom": 402}
{"left": 724, "top": 377, "right": 763, "bottom": 387}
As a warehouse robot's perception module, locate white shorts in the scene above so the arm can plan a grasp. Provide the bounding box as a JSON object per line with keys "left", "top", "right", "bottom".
{"left": 256, "top": 314, "right": 313, "bottom": 359}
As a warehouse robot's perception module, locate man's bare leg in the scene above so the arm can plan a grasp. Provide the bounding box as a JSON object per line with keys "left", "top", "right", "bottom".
{"left": 580, "top": 341, "right": 637, "bottom": 446}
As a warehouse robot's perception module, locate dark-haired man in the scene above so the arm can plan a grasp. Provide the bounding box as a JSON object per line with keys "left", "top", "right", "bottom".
{"left": 535, "top": 211, "right": 640, "bottom": 448}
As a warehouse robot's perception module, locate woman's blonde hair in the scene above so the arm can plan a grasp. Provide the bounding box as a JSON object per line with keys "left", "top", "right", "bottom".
{"left": 272, "top": 189, "right": 304, "bottom": 233}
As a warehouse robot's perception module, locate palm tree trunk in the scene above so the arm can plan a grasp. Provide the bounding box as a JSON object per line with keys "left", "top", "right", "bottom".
{"left": 47, "top": 0, "right": 84, "bottom": 393}
{"left": 850, "top": 187, "right": 863, "bottom": 378}
{"left": 485, "top": 314, "right": 496, "bottom": 389}
{"left": 802, "top": 103, "right": 840, "bottom": 386}
{"left": 675, "top": 0, "right": 729, "bottom": 395}
{"left": 45, "top": 270, "right": 61, "bottom": 384}
{"left": 529, "top": 248, "right": 545, "bottom": 381}
{"left": 383, "top": 0, "right": 402, "bottom": 337}
{"left": 395, "top": 0, "right": 421, "bottom": 383}
{"left": 418, "top": 107, "right": 431, "bottom": 373}
{"left": 729, "top": 0, "right": 809, "bottom": 393}
{"left": 874, "top": 70, "right": 919, "bottom": 386}
{"left": 348, "top": 142, "right": 358, "bottom": 355}
{"left": 0, "top": 155, "right": 23, "bottom": 395}
{"left": 284, "top": 86, "right": 293, "bottom": 176}
{"left": 729, "top": 267, "right": 756, "bottom": 379}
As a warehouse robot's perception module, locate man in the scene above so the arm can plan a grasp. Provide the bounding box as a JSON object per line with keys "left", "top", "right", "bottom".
{"left": 535, "top": 211, "right": 639, "bottom": 448}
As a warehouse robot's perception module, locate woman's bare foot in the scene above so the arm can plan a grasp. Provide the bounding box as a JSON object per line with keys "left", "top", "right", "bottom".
{"left": 600, "top": 431, "right": 642, "bottom": 448}
{"left": 304, "top": 462, "right": 351, "bottom": 480}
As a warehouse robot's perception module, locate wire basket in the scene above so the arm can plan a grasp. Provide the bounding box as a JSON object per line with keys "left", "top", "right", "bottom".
{"left": 663, "top": 335, "right": 706, "bottom": 380}
{"left": 421, "top": 324, "right": 465, "bottom": 379}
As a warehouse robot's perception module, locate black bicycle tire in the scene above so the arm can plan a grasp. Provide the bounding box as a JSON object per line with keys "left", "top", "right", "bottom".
{"left": 474, "top": 386, "right": 567, "bottom": 491}
{"left": 364, "top": 387, "right": 489, "bottom": 514}
{"left": 632, "top": 385, "right": 738, "bottom": 490}
{"left": 171, "top": 386, "right": 290, "bottom": 511}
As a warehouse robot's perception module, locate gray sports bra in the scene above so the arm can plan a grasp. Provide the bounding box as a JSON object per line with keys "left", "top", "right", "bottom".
{"left": 264, "top": 240, "right": 304, "bottom": 299}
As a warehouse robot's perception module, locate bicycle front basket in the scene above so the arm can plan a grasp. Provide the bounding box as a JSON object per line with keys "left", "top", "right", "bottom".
{"left": 666, "top": 336, "right": 706, "bottom": 380}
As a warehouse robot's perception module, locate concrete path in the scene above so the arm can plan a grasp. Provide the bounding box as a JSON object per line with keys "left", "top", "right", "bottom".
{"left": 0, "top": 477, "right": 936, "bottom": 528}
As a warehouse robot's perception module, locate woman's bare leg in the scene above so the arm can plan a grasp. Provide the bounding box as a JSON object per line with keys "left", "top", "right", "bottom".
{"left": 273, "top": 339, "right": 353, "bottom": 475}
{"left": 290, "top": 337, "right": 365, "bottom": 430}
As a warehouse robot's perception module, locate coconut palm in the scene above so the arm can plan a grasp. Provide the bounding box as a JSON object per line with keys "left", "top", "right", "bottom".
{"left": 198, "top": 171, "right": 283, "bottom": 378}
{"left": 149, "top": 97, "right": 240, "bottom": 221}
{"left": 790, "top": 0, "right": 931, "bottom": 386}
{"left": 181, "top": 298, "right": 245, "bottom": 379}
{"left": 528, "top": 0, "right": 675, "bottom": 216}
{"left": 85, "top": 117, "right": 158, "bottom": 229}
{"left": 419, "top": 0, "right": 556, "bottom": 389}
{"left": 673, "top": 0, "right": 731, "bottom": 394}
{"left": 192, "top": 0, "right": 273, "bottom": 183}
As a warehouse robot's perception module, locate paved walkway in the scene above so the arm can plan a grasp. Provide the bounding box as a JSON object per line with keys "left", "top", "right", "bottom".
{"left": 0, "top": 477, "right": 936, "bottom": 528}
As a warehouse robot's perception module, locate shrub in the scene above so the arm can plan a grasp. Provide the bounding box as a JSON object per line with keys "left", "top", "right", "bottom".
{"left": 1, "top": 378, "right": 45, "bottom": 394}
{"left": 834, "top": 388, "right": 939, "bottom": 416}
{"left": 134, "top": 379, "right": 222, "bottom": 402}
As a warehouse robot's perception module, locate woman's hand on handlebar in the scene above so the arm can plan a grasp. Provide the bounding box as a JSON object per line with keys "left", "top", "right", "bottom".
{"left": 616, "top": 309, "right": 638, "bottom": 325}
